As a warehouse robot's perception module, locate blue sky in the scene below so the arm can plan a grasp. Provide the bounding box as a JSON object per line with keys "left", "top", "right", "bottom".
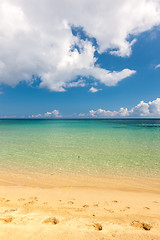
{"left": 0, "top": 0, "right": 160, "bottom": 118}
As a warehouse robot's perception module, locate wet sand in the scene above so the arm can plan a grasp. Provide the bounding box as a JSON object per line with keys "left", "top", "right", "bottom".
{"left": 0, "top": 171, "right": 160, "bottom": 240}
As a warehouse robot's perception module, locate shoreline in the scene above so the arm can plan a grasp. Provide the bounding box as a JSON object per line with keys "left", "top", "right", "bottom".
{"left": 0, "top": 170, "right": 160, "bottom": 190}
{"left": 0, "top": 171, "right": 160, "bottom": 239}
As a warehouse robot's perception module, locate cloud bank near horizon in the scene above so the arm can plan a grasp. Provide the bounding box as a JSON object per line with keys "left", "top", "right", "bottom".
{"left": 0, "top": 0, "right": 160, "bottom": 91}
{"left": 28, "top": 98, "right": 160, "bottom": 119}
{"left": 32, "top": 109, "right": 62, "bottom": 118}
{"left": 89, "top": 98, "right": 160, "bottom": 118}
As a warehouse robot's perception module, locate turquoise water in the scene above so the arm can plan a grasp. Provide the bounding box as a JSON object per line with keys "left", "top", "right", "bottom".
{"left": 0, "top": 119, "right": 160, "bottom": 177}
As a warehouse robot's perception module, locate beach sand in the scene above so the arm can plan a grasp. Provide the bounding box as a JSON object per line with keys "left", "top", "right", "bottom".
{"left": 0, "top": 171, "right": 160, "bottom": 240}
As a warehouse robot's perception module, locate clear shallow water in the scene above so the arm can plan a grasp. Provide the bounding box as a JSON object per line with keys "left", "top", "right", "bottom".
{"left": 0, "top": 119, "right": 160, "bottom": 177}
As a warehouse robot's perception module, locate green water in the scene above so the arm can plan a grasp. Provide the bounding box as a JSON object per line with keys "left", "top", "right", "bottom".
{"left": 0, "top": 119, "right": 160, "bottom": 177}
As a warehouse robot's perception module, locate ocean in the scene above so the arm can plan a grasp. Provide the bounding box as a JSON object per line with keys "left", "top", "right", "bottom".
{"left": 0, "top": 119, "right": 160, "bottom": 177}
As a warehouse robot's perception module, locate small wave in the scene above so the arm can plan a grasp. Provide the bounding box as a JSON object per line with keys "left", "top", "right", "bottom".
{"left": 137, "top": 124, "right": 160, "bottom": 128}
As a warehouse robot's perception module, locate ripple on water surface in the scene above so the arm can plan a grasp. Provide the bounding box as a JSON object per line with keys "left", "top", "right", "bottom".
{"left": 0, "top": 119, "right": 160, "bottom": 177}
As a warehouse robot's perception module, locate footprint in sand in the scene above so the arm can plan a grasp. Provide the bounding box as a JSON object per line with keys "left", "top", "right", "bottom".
{"left": 83, "top": 205, "right": 89, "bottom": 208}
{"left": 18, "top": 198, "right": 25, "bottom": 202}
{"left": 104, "top": 208, "right": 114, "bottom": 213}
{"left": 93, "top": 223, "right": 103, "bottom": 231}
{"left": 120, "top": 209, "right": 125, "bottom": 212}
{"left": 144, "top": 207, "right": 150, "bottom": 210}
{"left": 68, "top": 201, "right": 74, "bottom": 205}
{"left": 131, "top": 220, "right": 152, "bottom": 231}
{"left": 0, "top": 198, "right": 10, "bottom": 203}
{"left": 93, "top": 203, "right": 99, "bottom": 207}
{"left": 29, "top": 197, "right": 38, "bottom": 202}
{"left": 24, "top": 201, "right": 34, "bottom": 206}
{"left": 4, "top": 208, "right": 17, "bottom": 213}
{"left": 126, "top": 206, "right": 130, "bottom": 209}
{"left": 0, "top": 216, "right": 14, "bottom": 224}
{"left": 42, "top": 217, "right": 59, "bottom": 225}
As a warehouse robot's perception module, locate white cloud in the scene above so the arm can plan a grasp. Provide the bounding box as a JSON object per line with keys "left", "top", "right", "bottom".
{"left": 89, "top": 98, "right": 160, "bottom": 118}
{"left": 90, "top": 109, "right": 118, "bottom": 117}
{"left": 32, "top": 113, "right": 42, "bottom": 118}
{"left": 78, "top": 113, "right": 86, "bottom": 117}
{"left": 89, "top": 87, "right": 101, "bottom": 93}
{"left": 44, "top": 110, "right": 62, "bottom": 118}
{"left": 32, "top": 109, "right": 62, "bottom": 118}
{"left": 129, "top": 100, "right": 150, "bottom": 116}
{"left": 0, "top": 0, "right": 159, "bottom": 91}
{"left": 155, "top": 64, "right": 160, "bottom": 69}
{"left": 110, "top": 39, "right": 137, "bottom": 57}
{"left": 65, "top": 79, "right": 86, "bottom": 88}
{"left": 149, "top": 98, "right": 160, "bottom": 115}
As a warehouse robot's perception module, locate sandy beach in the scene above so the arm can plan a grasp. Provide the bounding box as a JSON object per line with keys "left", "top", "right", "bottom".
{"left": 0, "top": 171, "right": 159, "bottom": 240}
{"left": 1, "top": 0, "right": 160, "bottom": 238}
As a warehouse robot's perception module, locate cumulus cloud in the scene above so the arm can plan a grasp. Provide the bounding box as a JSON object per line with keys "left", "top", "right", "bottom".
{"left": 149, "top": 98, "right": 160, "bottom": 115}
{"left": 32, "top": 109, "right": 62, "bottom": 118}
{"left": 129, "top": 101, "right": 150, "bottom": 116}
{"left": 0, "top": 0, "right": 160, "bottom": 91}
{"left": 89, "top": 98, "right": 160, "bottom": 118}
{"left": 44, "top": 110, "right": 62, "bottom": 118}
{"left": 65, "top": 79, "right": 86, "bottom": 88}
